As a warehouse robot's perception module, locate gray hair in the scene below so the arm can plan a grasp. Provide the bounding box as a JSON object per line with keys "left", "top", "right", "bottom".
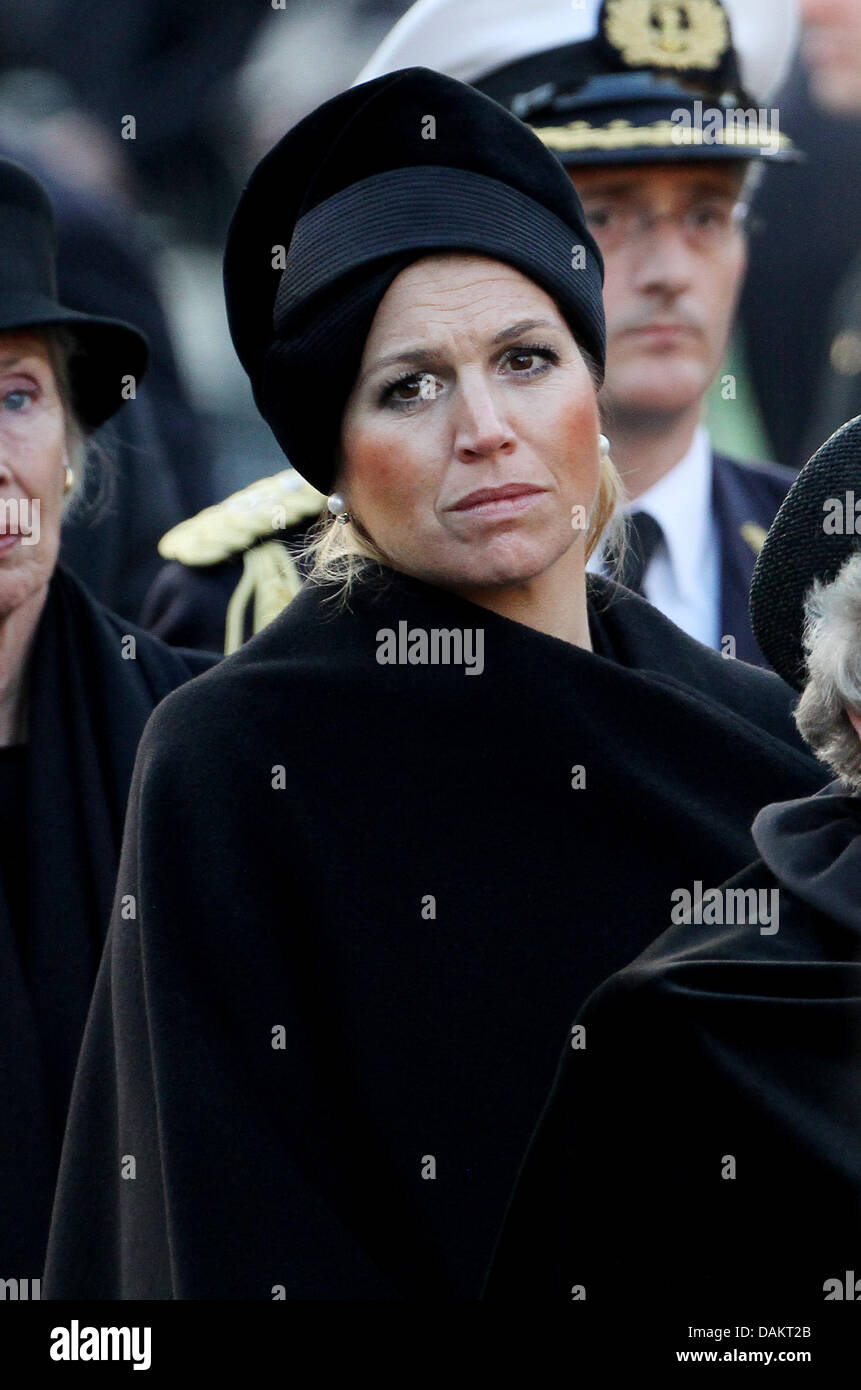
{"left": 794, "top": 550, "right": 861, "bottom": 792}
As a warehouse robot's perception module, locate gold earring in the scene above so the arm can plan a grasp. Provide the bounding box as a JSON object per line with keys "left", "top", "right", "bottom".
{"left": 63, "top": 465, "right": 74, "bottom": 494}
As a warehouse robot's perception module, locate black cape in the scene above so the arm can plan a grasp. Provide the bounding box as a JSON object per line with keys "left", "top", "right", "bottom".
{"left": 0, "top": 565, "right": 216, "bottom": 1276}
{"left": 44, "top": 569, "right": 828, "bottom": 1300}
{"left": 484, "top": 782, "right": 861, "bottom": 1326}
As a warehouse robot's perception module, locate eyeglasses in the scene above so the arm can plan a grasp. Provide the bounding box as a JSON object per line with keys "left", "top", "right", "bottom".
{"left": 583, "top": 200, "right": 751, "bottom": 254}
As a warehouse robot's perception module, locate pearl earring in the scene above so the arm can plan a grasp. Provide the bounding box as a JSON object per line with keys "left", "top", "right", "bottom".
{"left": 327, "top": 491, "right": 349, "bottom": 525}
{"left": 599, "top": 435, "right": 611, "bottom": 458}
{"left": 63, "top": 465, "right": 75, "bottom": 494}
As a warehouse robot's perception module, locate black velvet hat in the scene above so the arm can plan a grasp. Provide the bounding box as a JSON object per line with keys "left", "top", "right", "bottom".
{"left": 0, "top": 158, "right": 148, "bottom": 429}
{"left": 750, "top": 416, "right": 861, "bottom": 691}
{"left": 223, "top": 66, "right": 606, "bottom": 493}
{"left": 358, "top": 0, "right": 800, "bottom": 167}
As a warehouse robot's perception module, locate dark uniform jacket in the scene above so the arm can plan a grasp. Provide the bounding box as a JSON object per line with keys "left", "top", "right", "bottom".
{"left": 711, "top": 451, "right": 798, "bottom": 667}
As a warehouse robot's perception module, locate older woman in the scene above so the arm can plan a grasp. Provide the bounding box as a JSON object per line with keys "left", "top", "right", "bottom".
{"left": 45, "top": 69, "right": 827, "bottom": 1301}
{"left": 485, "top": 418, "right": 861, "bottom": 1340}
{"left": 0, "top": 157, "right": 216, "bottom": 1280}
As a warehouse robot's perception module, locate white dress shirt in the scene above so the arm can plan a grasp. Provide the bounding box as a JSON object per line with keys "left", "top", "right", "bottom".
{"left": 588, "top": 426, "right": 721, "bottom": 649}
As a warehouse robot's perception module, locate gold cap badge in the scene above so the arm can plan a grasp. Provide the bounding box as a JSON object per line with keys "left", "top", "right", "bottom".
{"left": 602, "top": 0, "right": 731, "bottom": 73}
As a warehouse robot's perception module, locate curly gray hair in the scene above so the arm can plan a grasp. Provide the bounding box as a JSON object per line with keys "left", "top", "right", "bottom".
{"left": 794, "top": 550, "right": 861, "bottom": 792}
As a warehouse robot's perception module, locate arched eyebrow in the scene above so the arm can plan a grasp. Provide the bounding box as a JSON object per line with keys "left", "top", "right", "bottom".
{"left": 491, "top": 317, "right": 557, "bottom": 344}
{"left": 359, "top": 318, "right": 559, "bottom": 386}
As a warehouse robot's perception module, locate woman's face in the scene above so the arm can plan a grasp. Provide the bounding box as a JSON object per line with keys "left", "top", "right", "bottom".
{"left": 0, "top": 332, "right": 67, "bottom": 619}
{"left": 340, "top": 255, "right": 602, "bottom": 595}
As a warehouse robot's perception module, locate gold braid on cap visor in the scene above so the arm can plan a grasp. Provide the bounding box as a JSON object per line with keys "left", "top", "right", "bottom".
{"left": 532, "top": 117, "right": 794, "bottom": 154}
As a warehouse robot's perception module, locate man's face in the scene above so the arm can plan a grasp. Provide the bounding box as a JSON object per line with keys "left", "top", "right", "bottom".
{"left": 800, "top": 0, "right": 861, "bottom": 115}
{"left": 571, "top": 163, "right": 748, "bottom": 427}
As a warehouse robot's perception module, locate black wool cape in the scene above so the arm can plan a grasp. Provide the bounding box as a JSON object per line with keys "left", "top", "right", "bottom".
{"left": 44, "top": 569, "right": 828, "bottom": 1300}
{"left": 0, "top": 565, "right": 216, "bottom": 1277}
{"left": 484, "top": 783, "right": 861, "bottom": 1331}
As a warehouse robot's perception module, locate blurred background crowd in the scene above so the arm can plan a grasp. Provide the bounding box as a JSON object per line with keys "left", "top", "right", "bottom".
{"left": 2, "top": 0, "right": 858, "bottom": 621}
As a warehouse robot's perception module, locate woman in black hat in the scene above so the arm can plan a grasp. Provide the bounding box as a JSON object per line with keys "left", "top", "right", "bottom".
{"left": 485, "top": 418, "right": 861, "bottom": 1335}
{"left": 46, "top": 69, "right": 828, "bottom": 1301}
{"left": 0, "top": 157, "right": 216, "bottom": 1281}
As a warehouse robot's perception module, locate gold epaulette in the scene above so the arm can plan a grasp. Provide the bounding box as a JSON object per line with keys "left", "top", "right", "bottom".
{"left": 158, "top": 470, "right": 325, "bottom": 567}
{"left": 224, "top": 540, "right": 305, "bottom": 654}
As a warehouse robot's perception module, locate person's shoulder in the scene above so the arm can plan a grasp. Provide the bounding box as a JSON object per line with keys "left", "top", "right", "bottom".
{"left": 54, "top": 562, "right": 218, "bottom": 684}
{"left": 593, "top": 575, "right": 793, "bottom": 695}
{"left": 132, "top": 651, "right": 244, "bottom": 789}
{"left": 135, "top": 579, "right": 329, "bottom": 754}
{"left": 583, "top": 837, "right": 850, "bottom": 1026}
{"left": 144, "top": 469, "right": 325, "bottom": 652}
{"left": 590, "top": 576, "right": 820, "bottom": 765}
{"left": 92, "top": 592, "right": 215, "bottom": 670}
{"left": 668, "top": 637, "right": 801, "bottom": 734}
{"left": 141, "top": 557, "right": 242, "bottom": 652}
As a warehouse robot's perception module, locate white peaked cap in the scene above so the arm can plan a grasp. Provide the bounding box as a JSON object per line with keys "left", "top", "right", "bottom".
{"left": 356, "top": 0, "right": 800, "bottom": 106}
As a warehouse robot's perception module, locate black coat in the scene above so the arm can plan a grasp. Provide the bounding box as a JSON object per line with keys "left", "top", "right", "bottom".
{"left": 44, "top": 568, "right": 828, "bottom": 1300}
{"left": 484, "top": 782, "right": 861, "bottom": 1328}
{"left": 0, "top": 565, "right": 216, "bottom": 1277}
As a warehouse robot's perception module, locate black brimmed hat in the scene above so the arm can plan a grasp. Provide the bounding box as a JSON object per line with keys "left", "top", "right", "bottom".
{"left": 0, "top": 158, "right": 148, "bottom": 429}
{"left": 223, "top": 66, "right": 606, "bottom": 493}
{"left": 750, "top": 416, "right": 861, "bottom": 691}
{"left": 358, "top": 0, "right": 800, "bottom": 167}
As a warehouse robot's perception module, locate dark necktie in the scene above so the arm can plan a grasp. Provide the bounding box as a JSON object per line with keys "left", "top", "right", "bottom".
{"left": 619, "top": 511, "right": 664, "bottom": 596}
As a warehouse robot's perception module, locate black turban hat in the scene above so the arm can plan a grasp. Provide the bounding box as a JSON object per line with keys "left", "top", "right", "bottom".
{"left": 750, "top": 415, "right": 861, "bottom": 690}
{"left": 223, "top": 66, "right": 606, "bottom": 493}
